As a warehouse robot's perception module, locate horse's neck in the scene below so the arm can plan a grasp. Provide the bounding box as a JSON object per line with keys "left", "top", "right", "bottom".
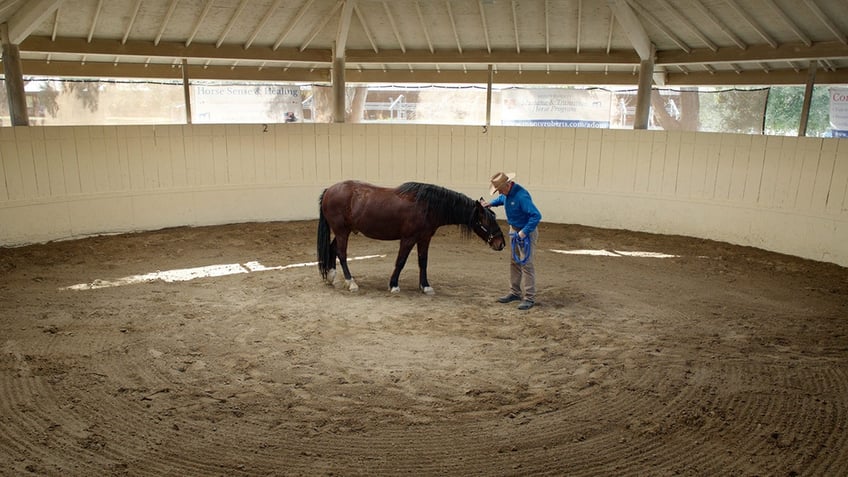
{"left": 436, "top": 202, "right": 471, "bottom": 227}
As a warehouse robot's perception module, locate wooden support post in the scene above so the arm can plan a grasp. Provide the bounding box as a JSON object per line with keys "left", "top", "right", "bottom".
{"left": 332, "top": 56, "right": 345, "bottom": 123}
{"left": 634, "top": 54, "right": 654, "bottom": 130}
{"left": 1, "top": 23, "right": 28, "bottom": 126}
{"left": 485, "top": 65, "right": 493, "bottom": 128}
{"left": 798, "top": 61, "right": 816, "bottom": 137}
{"left": 181, "top": 59, "right": 192, "bottom": 124}
{"left": 331, "top": 0, "right": 355, "bottom": 124}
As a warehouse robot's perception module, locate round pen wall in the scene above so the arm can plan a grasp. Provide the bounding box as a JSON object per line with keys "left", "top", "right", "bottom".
{"left": 0, "top": 123, "right": 846, "bottom": 267}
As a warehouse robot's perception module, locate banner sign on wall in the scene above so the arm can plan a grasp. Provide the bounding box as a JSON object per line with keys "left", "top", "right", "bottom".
{"left": 498, "top": 88, "right": 611, "bottom": 127}
{"left": 193, "top": 84, "right": 303, "bottom": 124}
{"left": 829, "top": 87, "right": 848, "bottom": 137}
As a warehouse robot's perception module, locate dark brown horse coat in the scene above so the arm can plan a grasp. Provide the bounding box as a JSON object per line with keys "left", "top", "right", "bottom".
{"left": 317, "top": 180, "right": 505, "bottom": 293}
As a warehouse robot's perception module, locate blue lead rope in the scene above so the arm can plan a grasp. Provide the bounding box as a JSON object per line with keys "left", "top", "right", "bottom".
{"left": 511, "top": 233, "right": 532, "bottom": 266}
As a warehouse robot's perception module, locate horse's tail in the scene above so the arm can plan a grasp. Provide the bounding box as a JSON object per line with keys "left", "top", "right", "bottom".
{"left": 317, "top": 189, "right": 335, "bottom": 280}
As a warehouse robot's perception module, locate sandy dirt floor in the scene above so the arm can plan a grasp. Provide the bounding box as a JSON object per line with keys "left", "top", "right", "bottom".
{"left": 1, "top": 219, "right": 847, "bottom": 476}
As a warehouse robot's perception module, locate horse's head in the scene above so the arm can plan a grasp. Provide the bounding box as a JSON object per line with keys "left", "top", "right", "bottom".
{"left": 472, "top": 201, "right": 506, "bottom": 251}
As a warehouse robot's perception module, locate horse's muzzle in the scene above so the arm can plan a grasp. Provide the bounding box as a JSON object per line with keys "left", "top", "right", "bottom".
{"left": 489, "top": 234, "right": 506, "bottom": 251}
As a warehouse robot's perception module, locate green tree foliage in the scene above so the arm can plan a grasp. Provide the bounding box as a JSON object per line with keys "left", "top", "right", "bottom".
{"left": 0, "top": 80, "right": 58, "bottom": 123}
{"left": 651, "top": 88, "right": 700, "bottom": 131}
{"left": 38, "top": 82, "right": 60, "bottom": 117}
{"left": 698, "top": 88, "right": 768, "bottom": 134}
{"left": 764, "top": 86, "right": 831, "bottom": 137}
{"left": 806, "top": 86, "right": 833, "bottom": 136}
{"left": 63, "top": 81, "right": 101, "bottom": 113}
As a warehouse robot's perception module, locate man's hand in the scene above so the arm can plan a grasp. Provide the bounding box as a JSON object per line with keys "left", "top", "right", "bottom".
{"left": 518, "top": 230, "right": 526, "bottom": 239}
{"left": 478, "top": 198, "right": 491, "bottom": 208}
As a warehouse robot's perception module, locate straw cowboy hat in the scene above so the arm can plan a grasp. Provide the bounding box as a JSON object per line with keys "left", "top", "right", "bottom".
{"left": 489, "top": 172, "right": 516, "bottom": 195}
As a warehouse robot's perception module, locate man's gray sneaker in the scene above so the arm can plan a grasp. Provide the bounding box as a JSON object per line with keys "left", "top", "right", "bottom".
{"left": 497, "top": 294, "right": 521, "bottom": 303}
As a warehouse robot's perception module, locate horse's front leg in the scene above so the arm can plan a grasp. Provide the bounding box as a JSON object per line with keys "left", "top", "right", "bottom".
{"left": 335, "top": 233, "right": 358, "bottom": 292}
{"left": 389, "top": 239, "right": 416, "bottom": 293}
{"left": 417, "top": 237, "right": 434, "bottom": 295}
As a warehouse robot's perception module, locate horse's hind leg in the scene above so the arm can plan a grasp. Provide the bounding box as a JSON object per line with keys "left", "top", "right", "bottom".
{"left": 417, "top": 237, "right": 435, "bottom": 295}
{"left": 324, "top": 238, "right": 337, "bottom": 285}
{"left": 389, "top": 239, "right": 416, "bottom": 293}
{"left": 335, "top": 233, "right": 358, "bottom": 292}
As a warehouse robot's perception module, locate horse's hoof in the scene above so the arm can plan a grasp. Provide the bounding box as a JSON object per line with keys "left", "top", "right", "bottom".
{"left": 346, "top": 279, "right": 359, "bottom": 292}
{"left": 390, "top": 286, "right": 401, "bottom": 294}
{"left": 326, "top": 269, "right": 336, "bottom": 283}
{"left": 421, "top": 286, "right": 435, "bottom": 295}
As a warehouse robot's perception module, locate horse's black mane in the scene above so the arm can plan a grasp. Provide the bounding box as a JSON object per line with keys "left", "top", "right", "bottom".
{"left": 395, "top": 182, "right": 478, "bottom": 235}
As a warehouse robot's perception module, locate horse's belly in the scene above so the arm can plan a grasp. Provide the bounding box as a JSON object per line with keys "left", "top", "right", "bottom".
{"left": 349, "top": 201, "right": 422, "bottom": 241}
{"left": 357, "top": 224, "right": 404, "bottom": 241}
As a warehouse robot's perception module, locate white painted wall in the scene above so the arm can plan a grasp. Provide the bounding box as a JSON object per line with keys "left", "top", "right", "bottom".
{"left": 1, "top": 124, "right": 846, "bottom": 267}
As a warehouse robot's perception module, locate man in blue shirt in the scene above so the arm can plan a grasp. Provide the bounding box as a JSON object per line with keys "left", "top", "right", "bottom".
{"left": 480, "top": 172, "right": 542, "bottom": 310}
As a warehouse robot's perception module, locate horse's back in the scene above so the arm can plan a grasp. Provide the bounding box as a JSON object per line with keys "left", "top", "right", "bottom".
{"left": 321, "top": 180, "right": 425, "bottom": 239}
{"left": 325, "top": 180, "right": 385, "bottom": 196}
{"left": 323, "top": 180, "right": 385, "bottom": 208}
{"left": 321, "top": 180, "right": 389, "bottom": 220}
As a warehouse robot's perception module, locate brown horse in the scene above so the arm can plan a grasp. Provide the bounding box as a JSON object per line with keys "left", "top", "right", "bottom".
{"left": 317, "top": 180, "right": 506, "bottom": 293}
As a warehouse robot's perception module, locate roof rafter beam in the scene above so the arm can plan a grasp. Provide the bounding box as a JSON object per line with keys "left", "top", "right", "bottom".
{"left": 7, "top": 0, "right": 62, "bottom": 44}
{"left": 629, "top": 0, "right": 690, "bottom": 53}
{"left": 216, "top": 0, "right": 248, "bottom": 48}
{"left": 803, "top": 0, "right": 847, "bottom": 44}
{"left": 87, "top": 0, "right": 104, "bottom": 43}
{"left": 576, "top": 0, "right": 583, "bottom": 54}
{"left": 22, "top": 35, "right": 332, "bottom": 64}
{"left": 245, "top": 0, "right": 282, "bottom": 49}
{"left": 273, "top": 0, "right": 314, "bottom": 51}
{"left": 690, "top": 0, "right": 745, "bottom": 49}
{"left": 657, "top": 40, "right": 848, "bottom": 65}
{"left": 344, "top": 36, "right": 848, "bottom": 67}
{"left": 446, "top": 1, "right": 463, "bottom": 54}
{"left": 8, "top": 59, "right": 331, "bottom": 81}
{"left": 544, "top": 0, "right": 550, "bottom": 54}
{"left": 156, "top": 0, "right": 179, "bottom": 46}
{"left": 0, "top": 0, "right": 21, "bottom": 17}
{"left": 478, "top": 0, "right": 491, "bottom": 53}
{"left": 725, "top": 0, "right": 777, "bottom": 48}
{"left": 300, "top": 0, "right": 342, "bottom": 52}
{"left": 607, "top": 0, "right": 652, "bottom": 60}
{"left": 122, "top": 0, "right": 142, "bottom": 44}
{"left": 23, "top": 34, "right": 848, "bottom": 71}
{"left": 656, "top": 0, "right": 715, "bottom": 51}
{"left": 50, "top": 5, "right": 59, "bottom": 40}
{"left": 346, "top": 47, "right": 640, "bottom": 65}
{"left": 353, "top": 3, "right": 378, "bottom": 53}
{"left": 511, "top": 0, "right": 520, "bottom": 54}
{"left": 763, "top": 0, "right": 810, "bottom": 47}
{"left": 666, "top": 68, "right": 848, "bottom": 86}
{"left": 382, "top": 1, "right": 405, "bottom": 53}
{"left": 186, "top": 0, "right": 214, "bottom": 47}
{"left": 335, "top": 0, "right": 354, "bottom": 58}
{"left": 414, "top": 1, "right": 434, "bottom": 54}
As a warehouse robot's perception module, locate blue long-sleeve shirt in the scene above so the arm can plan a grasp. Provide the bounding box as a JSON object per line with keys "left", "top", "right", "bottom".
{"left": 489, "top": 183, "right": 542, "bottom": 236}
